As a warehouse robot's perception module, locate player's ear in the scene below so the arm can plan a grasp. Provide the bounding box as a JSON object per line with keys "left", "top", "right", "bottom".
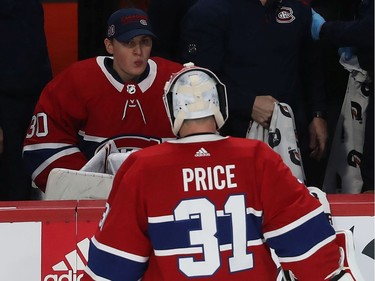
{"left": 104, "top": 38, "right": 114, "bottom": 55}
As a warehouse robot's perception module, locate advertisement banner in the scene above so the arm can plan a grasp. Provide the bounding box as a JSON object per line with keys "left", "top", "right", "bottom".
{"left": 0, "top": 196, "right": 373, "bottom": 281}
{"left": 0, "top": 222, "right": 41, "bottom": 280}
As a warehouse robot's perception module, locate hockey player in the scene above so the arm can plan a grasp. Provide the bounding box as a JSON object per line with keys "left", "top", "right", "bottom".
{"left": 22, "top": 8, "right": 182, "bottom": 192}
{"left": 83, "top": 64, "right": 354, "bottom": 281}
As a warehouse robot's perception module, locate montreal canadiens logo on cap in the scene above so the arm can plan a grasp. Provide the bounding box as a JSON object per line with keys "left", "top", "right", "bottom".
{"left": 276, "top": 7, "right": 295, "bottom": 23}
{"left": 121, "top": 14, "right": 149, "bottom": 26}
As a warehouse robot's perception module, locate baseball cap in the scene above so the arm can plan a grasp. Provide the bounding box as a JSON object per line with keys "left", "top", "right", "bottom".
{"left": 106, "top": 8, "right": 156, "bottom": 43}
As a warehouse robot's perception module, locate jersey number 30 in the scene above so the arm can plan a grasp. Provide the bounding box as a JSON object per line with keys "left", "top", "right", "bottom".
{"left": 174, "top": 195, "right": 253, "bottom": 277}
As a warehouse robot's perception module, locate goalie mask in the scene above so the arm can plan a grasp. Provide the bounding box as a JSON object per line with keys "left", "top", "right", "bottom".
{"left": 163, "top": 63, "right": 228, "bottom": 136}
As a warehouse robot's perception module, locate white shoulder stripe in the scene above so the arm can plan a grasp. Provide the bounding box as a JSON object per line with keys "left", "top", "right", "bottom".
{"left": 92, "top": 236, "right": 149, "bottom": 263}
{"left": 263, "top": 205, "right": 324, "bottom": 239}
{"left": 278, "top": 235, "right": 336, "bottom": 263}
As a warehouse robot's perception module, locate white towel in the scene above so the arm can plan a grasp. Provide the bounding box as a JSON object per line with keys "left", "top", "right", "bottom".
{"left": 247, "top": 102, "right": 306, "bottom": 183}
{"left": 80, "top": 140, "right": 120, "bottom": 173}
{"left": 323, "top": 54, "right": 369, "bottom": 193}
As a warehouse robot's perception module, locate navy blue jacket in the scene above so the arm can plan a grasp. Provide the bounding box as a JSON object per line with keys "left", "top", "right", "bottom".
{"left": 148, "top": 0, "right": 198, "bottom": 62}
{"left": 320, "top": 0, "right": 374, "bottom": 74}
{"left": 180, "top": 0, "right": 326, "bottom": 137}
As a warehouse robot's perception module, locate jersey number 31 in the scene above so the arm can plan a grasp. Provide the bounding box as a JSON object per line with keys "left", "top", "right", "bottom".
{"left": 174, "top": 194, "right": 253, "bottom": 277}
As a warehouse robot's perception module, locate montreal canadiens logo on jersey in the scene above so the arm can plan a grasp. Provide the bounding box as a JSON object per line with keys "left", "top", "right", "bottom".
{"left": 276, "top": 7, "right": 295, "bottom": 23}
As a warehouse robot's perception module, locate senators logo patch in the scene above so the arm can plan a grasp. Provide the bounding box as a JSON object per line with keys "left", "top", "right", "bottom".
{"left": 347, "top": 149, "right": 362, "bottom": 168}
{"left": 276, "top": 7, "right": 295, "bottom": 23}
{"left": 279, "top": 103, "right": 292, "bottom": 118}
{"left": 289, "top": 148, "right": 302, "bottom": 166}
{"left": 268, "top": 129, "right": 281, "bottom": 148}
{"left": 351, "top": 101, "right": 363, "bottom": 123}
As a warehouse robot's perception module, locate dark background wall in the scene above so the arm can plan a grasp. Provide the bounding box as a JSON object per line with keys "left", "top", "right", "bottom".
{"left": 41, "top": 0, "right": 149, "bottom": 76}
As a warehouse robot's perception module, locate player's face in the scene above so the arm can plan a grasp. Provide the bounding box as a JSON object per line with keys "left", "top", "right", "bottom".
{"left": 105, "top": 35, "right": 152, "bottom": 82}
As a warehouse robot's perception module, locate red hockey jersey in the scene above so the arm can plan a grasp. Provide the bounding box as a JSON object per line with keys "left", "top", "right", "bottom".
{"left": 23, "top": 56, "right": 182, "bottom": 191}
{"left": 84, "top": 134, "right": 341, "bottom": 281}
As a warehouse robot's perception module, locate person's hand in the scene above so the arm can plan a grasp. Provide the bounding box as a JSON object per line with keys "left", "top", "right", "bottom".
{"left": 0, "top": 127, "right": 3, "bottom": 154}
{"left": 338, "top": 47, "right": 353, "bottom": 61}
{"left": 308, "top": 117, "right": 328, "bottom": 160}
{"left": 251, "top": 95, "right": 278, "bottom": 128}
{"left": 311, "top": 9, "right": 326, "bottom": 40}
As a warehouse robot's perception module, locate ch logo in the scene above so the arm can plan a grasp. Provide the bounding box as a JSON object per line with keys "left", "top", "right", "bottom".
{"left": 276, "top": 7, "right": 295, "bottom": 23}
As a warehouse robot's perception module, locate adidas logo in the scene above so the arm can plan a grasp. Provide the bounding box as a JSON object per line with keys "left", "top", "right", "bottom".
{"left": 195, "top": 147, "right": 211, "bottom": 157}
{"left": 44, "top": 238, "right": 89, "bottom": 281}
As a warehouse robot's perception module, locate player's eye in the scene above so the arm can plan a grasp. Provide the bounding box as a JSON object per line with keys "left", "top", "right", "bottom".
{"left": 123, "top": 37, "right": 152, "bottom": 48}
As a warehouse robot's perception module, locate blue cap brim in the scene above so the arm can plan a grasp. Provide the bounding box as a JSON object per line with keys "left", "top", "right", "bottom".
{"left": 114, "top": 29, "right": 156, "bottom": 43}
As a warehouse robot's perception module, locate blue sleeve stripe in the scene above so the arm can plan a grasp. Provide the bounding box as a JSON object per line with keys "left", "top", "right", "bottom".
{"left": 278, "top": 235, "right": 336, "bottom": 262}
{"left": 265, "top": 212, "right": 336, "bottom": 258}
{"left": 87, "top": 237, "right": 148, "bottom": 280}
{"left": 23, "top": 143, "right": 80, "bottom": 178}
{"left": 92, "top": 237, "right": 148, "bottom": 262}
{"left": 84, "top": 266, "right": 111, "bottom": 281}
{"left": 31, "top": 147, "right": 80, "bottom": 179}
{"left": 263, "top": 206, "right": 324, "bottom": 239}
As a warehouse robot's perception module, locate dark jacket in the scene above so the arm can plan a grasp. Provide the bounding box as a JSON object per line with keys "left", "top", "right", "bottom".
{"left": 180, "top": 0, "right": 326, "bottom": 137}
{"left": 0, "top": 0, "right": 52, "bottom": 96}
{"left": 320, "top": 0, "right": 374, "bottom": 74}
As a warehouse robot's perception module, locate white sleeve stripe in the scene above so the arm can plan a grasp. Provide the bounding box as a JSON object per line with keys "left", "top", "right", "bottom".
{"left": 84, "top": 266, "right": 111, "bottom": 281}
{"left": 31, "top": 147, "right": 81, "bottom": 180}
{"left": 278, "top": 234, "right": 336, "bottom": 263}
{"left": 23, "top": 142, "right": 73, "bottom": 151}
{"left": 91, "top": 236, "right": 149, "bottom": 263}
{"left": 263, "top": 206, "right": 324, "bottom": 239}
